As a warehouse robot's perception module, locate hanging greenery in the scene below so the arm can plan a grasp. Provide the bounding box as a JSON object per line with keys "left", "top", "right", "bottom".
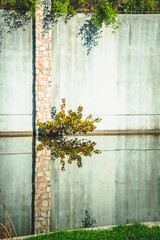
{"left": 0, "top": 0, "right": 39, "bottom": 16}
{"left": 52, "top": 0, "right": 119, "bottom": 28}
{"left": 0, "top": 0, "right": 160, "bottom": 27}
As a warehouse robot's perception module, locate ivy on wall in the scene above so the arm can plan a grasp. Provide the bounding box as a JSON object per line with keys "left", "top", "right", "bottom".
{"left": 51, "top": 0, "right": 119, "bottom": 28}
{"left": 0, "top": 0, "right": 160, "bottom": 27}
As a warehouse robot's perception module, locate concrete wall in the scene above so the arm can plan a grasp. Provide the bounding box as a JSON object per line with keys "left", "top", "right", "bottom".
{"left": 50, "top": 135, "right": 160, "bottom": 230}
{"left": 0, "top": 137, "right": 33, "bottom": 236}
{"left": 1, "top": 13, "right": 160, "bottom": 132}
{"left": 0, "top": 10, "right": 32, "bottom": 132}
{"left": 51, "top": 14, "right": 160, "bottom": 131}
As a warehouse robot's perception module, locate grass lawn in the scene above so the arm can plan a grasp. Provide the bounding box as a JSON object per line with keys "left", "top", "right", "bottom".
{"left": 25, "top": 223, "right": 160, "bottom": 240}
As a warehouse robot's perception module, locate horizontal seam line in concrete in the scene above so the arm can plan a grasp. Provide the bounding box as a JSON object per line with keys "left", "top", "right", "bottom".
{"left": 101, "top": 149, "right": 160, "bottom": 151}
{"left": 1, "top": 130, "right": 160, "bottom": 137}
{"left": 0, "top": 153, "right": 32, "bottom": 155}
{"left": 83, "top": 114, "right": 160, "bottom": 116}
{"left": 1, "top": 114, "right": 159, "bottom": 116}
{"left": 81, "top": 130, "right": 160, "bottom": 135}
{"left": 1, "top": 150, "right": 159, "bottom": 155}
{"left": 0, "top": 132, "right": 33, "bottom": 137}
{"left": 0, "top": 114, "right": 32, "bottom": 115}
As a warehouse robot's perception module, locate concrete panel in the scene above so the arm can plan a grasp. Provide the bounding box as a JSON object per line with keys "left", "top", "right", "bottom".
{"left": 50, "top": 135, "right": 160, "bottom": 230}
{"left": 0, "top": 10, "right": 32, "bottom": 132}
{"left": 0, "top": 115, "right": 32, "bottom": 132}
{"left": 51, "top": 14, "right": 160, "bottom": 131}
{"left": 51, "top": 150, "right": 116, "bottom": 230}
{"left": 0, "top": 137, "right": 33, "bottom": 237}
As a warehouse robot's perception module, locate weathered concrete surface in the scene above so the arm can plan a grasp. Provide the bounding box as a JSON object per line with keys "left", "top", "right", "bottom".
{"left": 51, "top": 135, "right": 160, "bottom": 230}
{"left": 0, "top": 10, "right": 32, "bottom": 132}
{"left": 0, "top": 137, "right": 32, "bottom": 236}
{"left": 51, "top": 14, "right": 160, "bottom": 131}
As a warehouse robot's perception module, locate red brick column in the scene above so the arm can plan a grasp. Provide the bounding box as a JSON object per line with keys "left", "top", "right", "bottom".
{"left": 34, "top": 0, "right": 52, "bottom": 234}
{"left": 35, "top": 0, "right": 52, "bottom": 127}
{"left": 34, "top": 147, "right": 51, "bottom": 234}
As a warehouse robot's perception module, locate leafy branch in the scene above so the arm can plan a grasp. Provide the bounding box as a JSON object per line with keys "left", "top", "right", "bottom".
{"left": 37, "top": 135, "right": 101, "bottom": 171}
{"left": 37, "top": 98, "right": 101, "bottom": 137}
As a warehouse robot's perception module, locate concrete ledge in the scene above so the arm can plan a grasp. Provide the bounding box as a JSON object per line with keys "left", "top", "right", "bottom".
{"left": 82, "top": 130, "right": 160, "bottom": 136}
{"left": 12, "top": 222, "right": 160, "bottom": 239}
{"left": 2, "top": 130, "right": 160, "bottom": 137}
{"left": 0, "top": 132, "right": 33, "bottom": 137}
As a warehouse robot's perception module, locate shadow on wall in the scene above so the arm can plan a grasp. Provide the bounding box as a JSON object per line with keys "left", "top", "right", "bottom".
{"left": 0, "top": 10, "right": 31, "bottom": 54}
{"left": 51, "top": 13, "right": 103, "bottom": 55}
{"left": 78, "top": 15, "right": 103, "bottom": 55}
{"left": 0, "top": 10, "right": 31, "bottom": 33}
{"left": 0, "top": 7, "right": 103, "bottom": 55}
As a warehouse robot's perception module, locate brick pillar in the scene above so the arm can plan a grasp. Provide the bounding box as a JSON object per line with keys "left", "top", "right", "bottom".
{"left": 35, "top": 0, "right": 52, "bottom": 127}
{"left": 34, "top": 0, "right": 52, "bottom": 234}
{"left": 34, "top": 147, "right": 51, "bottom": 234}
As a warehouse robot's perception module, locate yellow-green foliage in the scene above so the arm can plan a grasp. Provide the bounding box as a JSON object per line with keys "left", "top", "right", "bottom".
{"left": 37, "top": 98, "right": 101, "bottom": 136}
{"left": 37, "top": 136, "right": 101, "bottom": 170}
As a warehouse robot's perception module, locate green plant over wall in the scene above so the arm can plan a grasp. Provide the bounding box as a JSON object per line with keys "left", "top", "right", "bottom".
{"left": 1, "top": 0, "right": 160, "bottom": 28}
{"left": 37, "top": 98, "right": 101, "bottom": 137}
{"left": 120, "top": 0, "right": 160, "bottom": 13}
{"left": 51, "top": 0, "right": 160, "bottom": 27}
{"left": 0, "top": 0, "right": 39, "bottom": 16}
{"left": 52, "top": 0, "right": 119, "bottom": 28}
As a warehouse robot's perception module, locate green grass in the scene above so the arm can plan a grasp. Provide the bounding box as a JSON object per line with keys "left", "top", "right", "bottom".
{"left": 25, "top": 223, "right": 160, "bottom": 240}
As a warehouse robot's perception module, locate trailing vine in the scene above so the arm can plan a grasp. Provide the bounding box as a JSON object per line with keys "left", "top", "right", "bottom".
{"left": 0, "top": 0, "right": 160, "bottom": 28}
{"left": 52, "top": 0, "right": 119, "bottom": 28}
{"left": 51, "top": 0, "right": 160, "bottom": 28}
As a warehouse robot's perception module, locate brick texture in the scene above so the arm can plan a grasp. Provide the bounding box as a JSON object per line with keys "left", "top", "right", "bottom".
{"left": 34, "top": 0, "right": 52, "bottom": 234}
{"left": 34, "top": 145, "right": 51, "bottom": 234}
{"left": 35, "top": 0, "right": 52, "bottom": 126}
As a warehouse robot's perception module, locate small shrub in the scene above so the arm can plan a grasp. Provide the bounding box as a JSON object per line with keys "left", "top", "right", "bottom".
{"left": 37, "top": 98, "right": 101, "bottom": 137}
{"left": 81, "top": 209, "right": 97, "bottom": 228}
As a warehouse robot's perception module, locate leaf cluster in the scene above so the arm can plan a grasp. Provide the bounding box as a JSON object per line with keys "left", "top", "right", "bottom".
{"left": 37, "top": 98, "right": 101, "bottom": 137}
{"left": 51, "top": 0, "right": 160, "bottom": 28}
{"left": 0, "top": 0, "right": 39, "bottom": 16}
{"left": 1, "top": 0, "right": 160, "bottom": 29}
{"left": 52, "top": 0, "right": 119, "bottom": 28}
{"left": 37, "top": 135, "right": 101, "bottom": 171}
{"left": 118, "top": 0, "right": 160, "bottom": 13}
